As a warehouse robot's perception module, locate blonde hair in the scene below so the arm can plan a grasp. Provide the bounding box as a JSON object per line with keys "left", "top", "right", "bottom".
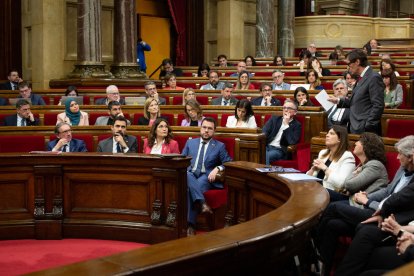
{"left": 143, "top": 97, "right": 161, "bottom": 119}
{"left": 182, "top": 88, "right": 196, "bottom": 105}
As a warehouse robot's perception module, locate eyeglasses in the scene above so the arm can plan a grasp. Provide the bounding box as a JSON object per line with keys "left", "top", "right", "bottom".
{"left": 59, "top": 129, "right": 72, "bottom": 134}
{"left": 282, "top": 106, "right": 297, "bottom": 111}
{"left": 262, "top": 89, "right": 272, "bottom": 92}
{"left": 273, "top": 75, "right": 283, "bottom": 79}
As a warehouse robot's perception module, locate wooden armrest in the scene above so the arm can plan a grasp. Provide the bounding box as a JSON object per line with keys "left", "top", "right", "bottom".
{"left": 216, "top": 171, "right": 226, "bottom": 182}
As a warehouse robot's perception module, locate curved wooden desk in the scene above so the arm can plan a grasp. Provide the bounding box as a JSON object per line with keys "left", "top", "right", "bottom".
{"left": 26, "top": 160, "right": 329, "bottom": 275}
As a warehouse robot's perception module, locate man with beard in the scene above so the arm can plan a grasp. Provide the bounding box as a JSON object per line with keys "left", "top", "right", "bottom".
{"left": 94, "top": 101, "right": 131, "bottom": 126}
{"left": 200, "top": 70, "right": 225, "bottom": 90}
{"left": 97, "top": 116, "right": 137, "bottom": 153}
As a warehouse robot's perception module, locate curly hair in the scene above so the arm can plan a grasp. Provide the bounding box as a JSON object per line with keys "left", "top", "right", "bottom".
{"left": 147, "top": 118, "right": 173, "bottom": 148}
{"left": 359, "top": 132, "right": 387, "bottom": 165}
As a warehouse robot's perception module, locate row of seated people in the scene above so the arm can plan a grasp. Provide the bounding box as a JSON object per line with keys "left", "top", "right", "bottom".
{"left": 307, "top": 127, "right": 414, "bottom": 275}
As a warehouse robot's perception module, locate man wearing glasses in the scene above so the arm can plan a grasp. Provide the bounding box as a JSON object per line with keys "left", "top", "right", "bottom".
{"left": 271, "top": 70, "right": 291, "bottom": 90}
{"left": 328, "top": 49, "right": 384, "bottom": 135}
{"left": 95, "top": 85, "right": 125, "bottom": 105}
{"left": 262, "top": 99, "right": 301, "bottom": 165}
{"left": 251, "top": 83, "right": 281, "bottom": 106}
{"left": 48, "top": 122, "right": 87, "bottom": 152}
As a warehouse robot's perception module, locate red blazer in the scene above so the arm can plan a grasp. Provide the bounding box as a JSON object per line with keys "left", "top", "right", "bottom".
{"left": 143, "top": 139, "right": 180, "bottom": 154}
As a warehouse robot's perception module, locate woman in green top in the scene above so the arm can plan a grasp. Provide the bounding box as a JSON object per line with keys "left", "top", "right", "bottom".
{"left": 382, "top": 69, "right": 403, "bottom": 108}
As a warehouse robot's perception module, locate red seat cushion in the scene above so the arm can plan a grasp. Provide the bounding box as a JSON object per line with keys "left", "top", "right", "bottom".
{"left": 386, "top": 119, "right": 414, "bottom": 138}
{"left": 44, "top": 113, "right": 59, "bottom": 126}
{"left": 386, "top": 152, "right": 399, "bottom": 181}
{"left": 215, "top": 137, "right": 235, "bottom": 159}
{"left": 0, "top": 135, "right": 45, "bottom": 152}
{"left": 204, "top": 186, "right": 227, "bottom": 209}
{"left": 174, "top": 135, "right": 192, "bottom": 152}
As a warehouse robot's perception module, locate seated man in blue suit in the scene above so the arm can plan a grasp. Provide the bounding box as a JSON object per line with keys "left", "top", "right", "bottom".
{"left": 251, "top": 83, "right": 281, "bottom": 107}
{"left": 182, "top": 117, "right": 232, "bottom": 236}
{"left": 47, "top": 122, "right": 87, "bottom": 152}
{"left": 17, "top": 81, "right": 46, "bottom": 105}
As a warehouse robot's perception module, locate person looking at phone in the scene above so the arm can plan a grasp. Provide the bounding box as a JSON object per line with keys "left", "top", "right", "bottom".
{"left": 97, "top": 116, "right": 138, "bottom": 153}
{"left": 47, "top": 122, "right": 87, "bottom": 152}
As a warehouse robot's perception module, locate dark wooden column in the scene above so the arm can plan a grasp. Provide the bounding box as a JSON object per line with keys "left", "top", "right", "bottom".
{"left": 0, "top": 0, "right": 22, "bottom": 79}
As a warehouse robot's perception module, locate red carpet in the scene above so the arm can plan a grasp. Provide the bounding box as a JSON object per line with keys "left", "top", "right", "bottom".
{"left": 0, "top": 239, "right": 148, "bottom": 275}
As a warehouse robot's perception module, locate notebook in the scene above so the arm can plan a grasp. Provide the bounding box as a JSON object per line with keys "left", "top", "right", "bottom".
{"left": 60, "top": 96, "right": 84, "bottom": 105}
{"left": 125, "top": 97, "right": 146, "bottom": 105}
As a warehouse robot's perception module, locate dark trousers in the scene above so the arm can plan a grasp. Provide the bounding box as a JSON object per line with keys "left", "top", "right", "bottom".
{"left": 315, "top": 201, "right": 374, "bottom": 275}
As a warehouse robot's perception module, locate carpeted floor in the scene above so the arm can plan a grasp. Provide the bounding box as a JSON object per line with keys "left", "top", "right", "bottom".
{"left": 0, "top": 239, "right": 148, "bottom": 275}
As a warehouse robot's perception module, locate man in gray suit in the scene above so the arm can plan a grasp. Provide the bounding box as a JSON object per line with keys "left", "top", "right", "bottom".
{"left": 97, "top": 116, "right": 137, "bottom": 153}
{"left": 329, "top": 49, "right": 384, "bottom": 135}
{"left": 95, "top": 85, "right": 125, "bottom": 105}
{"left": 200, "top": 70, "right": 225, "bottom": 90}
{"left": 271, "top": 70, "right": 291, "bottom": 90}
{"left": 95, "top": 101, "right": 130, "bottom": 126}
{"left": 210, "top": 82, "right": 238, "bottom": 106}
{"left": 144, "top": 81, "right": 166, "bottom": 105}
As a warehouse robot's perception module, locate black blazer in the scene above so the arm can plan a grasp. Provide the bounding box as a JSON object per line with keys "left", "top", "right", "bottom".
{"left": 3, "top": 114, "right": 39, "bottom": 126}
{"left": 0, "top": 97, "right": 8, "bottom": 106}
{"left": 262, "top": 115, "right": 302, "bottom": 155}
{"left": 137, "top": 116, "right": 168, "bottom": 126}
{"left": 251, "top": 97, "right": 281, "bottom": 106}
{"left": 0, "top": 82, "right": 14, "bottom": 90}
{"left": 95, "top": 97, "right": 126, "bottom": 105}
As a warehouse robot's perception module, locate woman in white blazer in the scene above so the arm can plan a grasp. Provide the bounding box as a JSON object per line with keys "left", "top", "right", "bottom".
{"left": 56, "top": 98, "right": 89, "bottom": 126}
{"left": 226, "top": 99, "right": 257, "bottom": 128}
{"left": 307, "top": 125, "right": 355, "bottom": 199}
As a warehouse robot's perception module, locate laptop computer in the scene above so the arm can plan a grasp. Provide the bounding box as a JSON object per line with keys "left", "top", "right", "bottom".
{"left": 9, "top": 98, "right": 32, "bottom": 105}
{"left": 60, "top": 96, "right": 84, "bottom": 105}
{"left": 125, "top": 97, "right": 146, "bottom": 105}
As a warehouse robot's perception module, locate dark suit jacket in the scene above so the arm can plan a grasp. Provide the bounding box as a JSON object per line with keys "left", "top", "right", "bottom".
{"left": 338, "top": 66, "right": 384, "bottom": 135}
{"left": 97, "top": 135, "right": 138, "bottom": 153}
{"left": 182, "top": 137, "right": 232, "bottom": 188}
{"left": 95, "top": 97, "right": 126, "bottom": 105}
{"left": 251, "top": 97, "right": 281, "bottom": 106}
{"left": 18, "top": 93, "right": 46, "bottom": 105}
{"left": 145, "top": 96, "right": 166, "bottom": 105}
{"left": 210, "top": 96, "right": 238, "bottom": 106}
{"left": 3, "top": 114, "right": 39, "bottom": 126}
{"left": 159, "top": 68, "right": 183, "bottom": 78}
{"left": 262, "top": 115, "right": 302, "bottom": 155}
{"left": 0, "top": 97, "right": 7, "bottom": 106}
{"left": 0, "top": 82, "right": 14, "bottom": 90}
{"left": 137, "top": 116, "right": 167, "bottom": 126}
{"left": 327, "top": 106, "right": 350, "bottom": 129}
{"left": 47, "top": 138, "right": 87, "bottom": 152}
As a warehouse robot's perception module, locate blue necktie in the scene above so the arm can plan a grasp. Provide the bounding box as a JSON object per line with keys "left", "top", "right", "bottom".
{"left": 193, "top": 142, "right": 206, "bottom": 178}
{"left": 62, "top": 144, "right": 68, "bottom": 152}
{"left": 116, "top": 142, "right": 122, "bottom": 153}
{"left": 223, "top": 100, "right": 228, "bottom": 106}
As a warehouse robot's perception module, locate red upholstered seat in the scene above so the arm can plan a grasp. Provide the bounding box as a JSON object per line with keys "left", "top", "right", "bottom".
{"left": 386, "top": 119, "right": 414, "bottom": 138}
{"left": 204, "top": 186, "right": 228, "bottom": 209}
{"left": 0, "top": 135, "right": 45, "bottom": 152}
{"left": 0, "top": 113, "right": 14, "bottom": 126}
{"left": 44, "top": 113, "right": 59, "bottom": 126}
{"left": 174, "top": 135, "right": 191, "bottom": 152}
{"left": 386, "top": 151, "right": 399, "bottom": 181}
{"left": 220, "top": 114, "right": 230, "bottom": 127}
{"left": 89, "top": 112, "right": 109, "bottom": 125}
{"left": 310, "top": 97, "right": 321, "bottom": 106}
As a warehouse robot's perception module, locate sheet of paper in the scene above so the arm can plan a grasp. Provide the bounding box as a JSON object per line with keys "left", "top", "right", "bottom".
{"left": 289, "top": 83, "right": 310, "bottom": 91}
{"left": 278, "top": 173, "right": 322, "bottom": 182}
{"left": 315, "top": 89, "right": 334, "bottom": 111}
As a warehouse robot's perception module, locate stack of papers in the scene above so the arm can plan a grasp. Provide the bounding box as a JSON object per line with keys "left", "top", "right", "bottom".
{"left": 278, "top": 173, "right": 322, "bottom": 181}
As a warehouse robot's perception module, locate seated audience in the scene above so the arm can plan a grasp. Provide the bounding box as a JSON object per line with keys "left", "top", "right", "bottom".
{"left": 95, "top": 85, "right": 125, "bottom": 105}
{"left": 262, "top": 99, "right": 301, "bottom": 165}
{"left": 181, "top": 99, "right": 204, "bottom": 127}
{"left": 217, "top": 54, "right": 228, "bottom": 67}
{"left": 307, "top": 126, "right": 355, "bottom": 197}
{"left": 273, "top": 55, "right": 286, "bottom": 66}
{"left": 380, "top": 58, "right": 400, "bottom": 76}
{"left": 182, "top": 88, "right": 196, "bottom": 105}
{"left": 0, "top": 70, "right": 23, "bottom": 90}
{"left": 226, "top": 99, "right": 257, "bottom": 128}
{"left": 200, "top": 70, "right": 225, "bottom": 90}
{"left": 362, "top": 43, "right": 372, "bottom": 56}
{"left": 197, "top": 63, "right": 210, "bottom": 77}
{"left": 271, "top": 69, "right": 291, "bottom": 90}
{"left": 304, "top": 57, "right": 331, "bottom": 77}
{"left": 58, "top": 86, "right": 79, "bottom": 105}
{"left": 306, "top": 69, "right": 324, "bottom": 90}
{"left": 315, "top": 135, "right": 414, "bottom": 276}
{"left": 326, "top": 79, "right": 350, "bottom": 129}
{"left": 138, "top": 98, "right": 161, "bottom": 126}
{"left": 235, "top": 71, "right": 255, "bottom": 90}
{"left": 368, "top": 38, "right": 379, "bottom": 50}
{"left": 143, "top": 118, "right": 180, "bottom": 154}
{"left": 343, "top": 70, "right": 358, "bottom": 93}
{"left": 163, "top": 73, "right": 185, "bottom": 90}
{"left": 230, "top": 61, "right": 248, "bottom": 77}
{"left": 328, "top": 45, "right": 346, "bottom": 65}
{"left": 159, "top": 58, "right": 183, "bottom": 78}
{"left": 97, "top": 116, "right": 138, "bottom": 153}
{"left": 57, "top": 98, "right": 89, "bottom": 126}
{"left": 382, "top": 69, "right": 403, "bottom": 108}
{"left": 294, "top": 87, "right": 313, "bottom": 107}
{"left": 251, "top": 83, "right": 281, "bottom": 106}
{"left": 3, "top": 99, "right": 39, "bottom": 126}
{"left": 144, "top": 81, "right": 166, "bottom": 105}
{"left": 308, "top": 42, "right": 322, "bottom": 57}
{"left": 95, "top": 100, "right": 131, "bottom": 126}
{"left": 182, "top": 117, "right": 232, "bottom": 236}
{"left": 47, "top": 122, "right": 87, "bottom": 152}
{"left": 17, "top": 81, "right": 46, "bottom": 105}
{"left": 296, "top": 49, "right": 312, "bottom": 67}
{"left": 211, "top": 82, "right": 238, "bottom": 106}
{"left": 244, "top": 55, "right": 256, "bottom": 66}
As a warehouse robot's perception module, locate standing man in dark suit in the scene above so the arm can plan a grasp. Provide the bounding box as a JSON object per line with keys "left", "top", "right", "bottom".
{"left": 210, "top": 82, "right": 238, "bottom": 106}
{"left": 328, "top": 49, "right": 384, "bottom": 135}
{"left": 17, "top": 81, "right": 46, "bottom": 105}
{"left": 262, "top": 99, "right": 301, "bottom": 165}
{"left": 47, "top": 122, "right": 87, "bottom": 152}
{"left": 0, "top": 70, "right": 23, "bottom": 90}
{"left": 97, "top": 116, "right": 137, "bottom": 153}
{"left": 2, "top": 99, "right": 39, "bottom": 126}
{"left": 251, "top": 83, "right": 281, "bottom": 106}
{"left": 95, "top": 85, "right": 125, "bottom": 105}
{"left": 182, "top": 117, "right": 232, "bottom": 236}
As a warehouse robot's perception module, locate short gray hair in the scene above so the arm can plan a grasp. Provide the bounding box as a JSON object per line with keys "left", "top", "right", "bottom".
{"left": 333, "top": 78, "right": 347, "bottom": 88}
{"left": 395, "top": 135, "right": 414, "bottom": 156}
